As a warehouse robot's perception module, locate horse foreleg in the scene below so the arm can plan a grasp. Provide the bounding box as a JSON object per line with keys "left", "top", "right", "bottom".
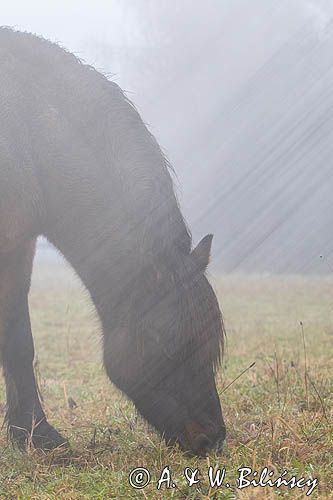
{"left": 0, "top": 240, "right": 67, "bottom": 450}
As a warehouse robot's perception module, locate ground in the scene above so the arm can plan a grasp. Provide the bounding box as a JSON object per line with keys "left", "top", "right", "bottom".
{"left": 0, "top": 253, "right": 332, "bottom": 499}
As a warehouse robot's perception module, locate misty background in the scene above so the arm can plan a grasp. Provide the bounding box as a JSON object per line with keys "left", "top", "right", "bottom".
{"left": 3, "top": 0, "right": 333, "bottom": 273}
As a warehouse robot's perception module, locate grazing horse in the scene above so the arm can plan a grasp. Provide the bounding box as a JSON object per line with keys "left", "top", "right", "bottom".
{"left": 0, "top": 27, "right": 226, "bottom": 456}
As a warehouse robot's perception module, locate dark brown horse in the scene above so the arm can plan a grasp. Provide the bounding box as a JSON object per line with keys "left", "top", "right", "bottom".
{"left": 0, "top": 27, "right": 225, "bottom": 456}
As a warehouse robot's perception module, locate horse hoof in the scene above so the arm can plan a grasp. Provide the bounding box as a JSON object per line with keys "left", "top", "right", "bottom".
{"left": 10, "top": 420, "right": 68, "bottom": 451}
{"left": 31, "top": 422, "right": 68, "bottom": 450}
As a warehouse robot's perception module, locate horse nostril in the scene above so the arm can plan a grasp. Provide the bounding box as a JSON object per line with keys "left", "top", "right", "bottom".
{"left": 192, "top": 433, "right": 212, "bottom": 456}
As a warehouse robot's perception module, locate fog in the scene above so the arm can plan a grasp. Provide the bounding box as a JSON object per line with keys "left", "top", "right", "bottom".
{"left": 3, "top": 1, "right": 333, "bottom": 273}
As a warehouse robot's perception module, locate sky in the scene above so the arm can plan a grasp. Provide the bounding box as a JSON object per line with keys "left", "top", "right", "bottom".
{"left": 3, "top": 1, "right": 333, "bottom": 272}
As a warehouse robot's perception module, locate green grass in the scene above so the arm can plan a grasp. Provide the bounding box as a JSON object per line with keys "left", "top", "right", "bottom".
{"left": 0, "top": 258, "right": 332, "bottom": 499}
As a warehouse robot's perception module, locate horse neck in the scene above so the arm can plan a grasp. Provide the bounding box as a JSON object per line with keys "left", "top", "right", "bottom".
{"left": 45, "top": 208, "right": 141, "bottom": 331}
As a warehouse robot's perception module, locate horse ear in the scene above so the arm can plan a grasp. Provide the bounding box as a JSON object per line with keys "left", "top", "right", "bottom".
{"left": 191, "top": 234, "right": 213, "bottom": 271}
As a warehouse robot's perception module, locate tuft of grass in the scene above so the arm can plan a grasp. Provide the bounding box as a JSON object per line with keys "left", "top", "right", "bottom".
{"left": 0, "top": 260, "right": 332, "bottom": 499}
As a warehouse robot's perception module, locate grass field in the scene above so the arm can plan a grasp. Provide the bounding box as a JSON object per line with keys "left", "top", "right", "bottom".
{"left": 0, "top": 254, "right": 332, "bottom": 499}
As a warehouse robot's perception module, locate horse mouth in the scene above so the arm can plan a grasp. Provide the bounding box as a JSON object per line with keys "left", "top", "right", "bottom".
{"left": 167, "top": 426, "right": 225, "bottom": 457}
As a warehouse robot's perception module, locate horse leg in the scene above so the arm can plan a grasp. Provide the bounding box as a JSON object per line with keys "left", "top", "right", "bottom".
{"left": 0, "top": 239, "right": 67, "bottom": 450}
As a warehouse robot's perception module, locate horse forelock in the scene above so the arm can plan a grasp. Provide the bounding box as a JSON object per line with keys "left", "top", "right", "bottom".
{"left": 177, "top": 267, "right": 225, "bottom": 372}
